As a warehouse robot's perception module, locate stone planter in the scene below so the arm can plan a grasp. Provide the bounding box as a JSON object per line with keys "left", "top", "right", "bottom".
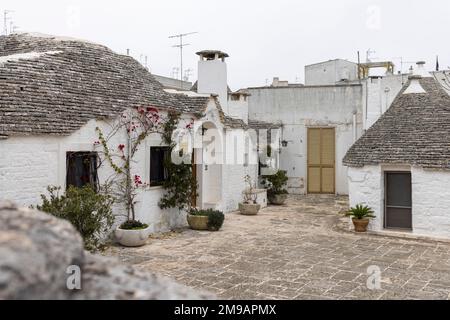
{"left": 187, "top": 214, "right": 209, "bottom": 231}
{"left": 268, "top": 193, "right": 288, "bottom": 205}
{"left": 352, "top": 218, "right": 370, "bottom": 233}
{"left": 115, "top": 226, "right": 151, "bottom": 247}
{"left": 239, "top": 203, "right": 261, "bottom": 216}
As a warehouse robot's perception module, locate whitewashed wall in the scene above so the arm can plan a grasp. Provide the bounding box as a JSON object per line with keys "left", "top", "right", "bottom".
{"left": 363, "top": 74, "right": 405, "bottom": 130}
{"left": 348, "top": 165, "right": 450, "bottom": 239}
{"left": 412, "top": 168, "right": 450, "bottom": 238}
{"left": 248, "top": 85, "right": 364, "bottom": 195}
{"left": 347, "top": 166, "right": 384, "bottom": 231}
{"left": 227, "top": 96, "right": 249, "bottom": 123}
{"left": 0, "top": 115, "right": 187, "bottom": 233}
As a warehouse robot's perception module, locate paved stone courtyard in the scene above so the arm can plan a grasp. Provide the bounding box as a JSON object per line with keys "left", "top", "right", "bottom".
{"left": 105, "top": 196, "right": 450, "bottom": 300}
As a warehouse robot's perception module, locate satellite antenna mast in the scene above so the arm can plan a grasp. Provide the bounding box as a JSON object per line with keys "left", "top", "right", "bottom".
{"left": 3, "top": 10, "right": 14, "bottom": 36}
{"left": 169, "top": 32, "right": 198, "bottom": 81}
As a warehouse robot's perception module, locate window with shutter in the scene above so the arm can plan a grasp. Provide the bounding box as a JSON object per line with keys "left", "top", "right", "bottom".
{"left": 66, "top": 152, "right": 99, "bottom": 191}
{"left": 150, "top": 147, "right": 171, "bottom": 186}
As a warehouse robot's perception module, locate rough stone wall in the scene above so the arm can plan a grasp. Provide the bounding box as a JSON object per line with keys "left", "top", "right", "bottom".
{"left": 0, "top": 201, "right": 214, "bottom": 300}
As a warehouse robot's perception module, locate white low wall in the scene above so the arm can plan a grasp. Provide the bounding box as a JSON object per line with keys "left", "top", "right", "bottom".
{"left": 348, "top": 165, "right": 450, "bottom": 239}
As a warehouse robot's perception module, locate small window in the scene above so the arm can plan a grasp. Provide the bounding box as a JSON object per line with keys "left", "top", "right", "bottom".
{"left": 66, "top": 152, "right": 98, "bottom": 190}
{"left": 150, "top": 147, "right": 170, "bottom": 186}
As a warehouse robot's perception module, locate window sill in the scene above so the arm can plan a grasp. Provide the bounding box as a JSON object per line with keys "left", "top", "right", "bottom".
{"left": 148, "top": 186, "right": 164, "bottom": 191}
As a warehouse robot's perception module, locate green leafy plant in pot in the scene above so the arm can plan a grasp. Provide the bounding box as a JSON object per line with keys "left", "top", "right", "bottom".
{"left": 187, "top": 209, "right": 225, "bottom": 231}
{"left": 345, "top": 204, "right": 375, "bottom": 232}
{"left": 263, "top": 170, "right": 289, "bottom": 205}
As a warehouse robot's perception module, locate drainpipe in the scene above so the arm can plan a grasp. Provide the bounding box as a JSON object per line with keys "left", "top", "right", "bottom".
{"left": 352, "top": 111, "right": 357, "bottom": 143}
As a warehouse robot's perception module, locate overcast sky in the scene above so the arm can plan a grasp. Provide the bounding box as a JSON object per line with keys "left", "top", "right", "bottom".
{"left": 2, "top": 0, "right": 450, "bottom": 89}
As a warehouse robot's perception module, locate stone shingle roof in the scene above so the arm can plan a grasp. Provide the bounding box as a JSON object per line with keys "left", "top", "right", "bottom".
{"left": 343, "top": 77, "right": 450, "bottom": 169}
{"left": 0, "top": 33, "right": 209, "bottom": 138}
{"left": 223, "top": 116, "right": 248, "bottom": 129}
{"left": 248, "top": 119, "right": 282, "bottom": 130}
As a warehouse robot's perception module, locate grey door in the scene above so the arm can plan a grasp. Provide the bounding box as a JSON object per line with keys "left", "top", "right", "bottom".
{"left": 385, "top": 172, "right": 412, "bottom": 230}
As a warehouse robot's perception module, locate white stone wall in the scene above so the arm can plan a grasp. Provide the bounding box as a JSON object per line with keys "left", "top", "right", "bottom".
{"left": 347, "top": 165, "right": 450, "bottom": 239}
{"left": 248, "top": 85, "right": 364, "bottom": 195}
{"left": 0, "top": 105, "right": 257, "bottom": 235}
{"left": 412, "top": 167, "right": 450, "bottom": 238}
{"left": 227, "top": 96, "right": 249, "bottom": 123}
{"left": 347, "top": 166, "right": 384, "bottom": 231}
{"left": 0, "top": 116, "right": 188, "bottom": 233}
{"left": 197, "top": 58, "right": 228, "bottom": 110}
{"left": 305, "top": 59, "right": 358, "bottom": 86}
{"left": 363, "top": 74, "right": 405, "bottom": 129}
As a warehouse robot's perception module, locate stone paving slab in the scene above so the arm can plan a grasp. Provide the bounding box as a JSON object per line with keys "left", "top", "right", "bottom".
{"left": 105, "top": 195, "right": 450, "bottom": 300}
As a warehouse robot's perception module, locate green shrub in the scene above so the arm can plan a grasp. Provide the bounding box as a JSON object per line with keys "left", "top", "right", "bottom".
{"left": 207, "top": 210, "right": 225, "bottom": 231}
{"left": 190, "top": 208, "right": 225, "bottom": 231}
{"left": 36, "top": 185, "right": 115, "bottom": 252}
{"left": 119, "top": 220, "right": 149, "bottom": 230}
{"left": 263, "top": 170, "right": 289, "bottom": 196}
{"left": 345, "top": 204, "right": 375, "bottom": 220}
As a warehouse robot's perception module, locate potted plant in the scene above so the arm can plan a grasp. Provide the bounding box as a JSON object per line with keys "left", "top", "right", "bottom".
{"left": 239, "top": 175, "right": 261, "bottom": 215}
{"left": 95, "top": 107, "right": 167, "bottom": 247}
{"left": 345, "top": 204, "right": 376, "bottom": 233}
{"left": 263, "top": 170, "right": 289, "bottom": 205}
{"left": 187, "top": 209, "right": 225, "bottom": 231}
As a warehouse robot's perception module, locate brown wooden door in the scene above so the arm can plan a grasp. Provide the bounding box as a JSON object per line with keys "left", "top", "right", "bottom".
{"left": 385, "top": 172, "right": 412, "bottom": 230}
{"left": 307, "top": 128, "right": 335, "bottom": 194}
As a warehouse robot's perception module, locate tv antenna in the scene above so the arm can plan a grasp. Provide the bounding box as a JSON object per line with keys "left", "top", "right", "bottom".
{"left": 366, "top": 48, "right": 377, "bottom": 62}
{"left": 3, "top": 10, "right": 14, "bottom": 35}
{"left": 171, "top": 67, "right": 180, "bottom": 80}
{"left": 184, "top": 68, "right": 193, "bottom": 82}
{"left": 169, "top": 32, "right": 198, "bottom": 81}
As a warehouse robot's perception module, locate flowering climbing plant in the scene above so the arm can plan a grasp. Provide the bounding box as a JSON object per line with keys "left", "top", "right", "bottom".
{"left": 94, "top": 107, "right": 167, "bottom": 224}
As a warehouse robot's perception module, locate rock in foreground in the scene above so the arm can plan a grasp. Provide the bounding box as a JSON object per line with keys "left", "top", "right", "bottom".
{"left": 0, "top": 201, "right": 214, "bottom": 300}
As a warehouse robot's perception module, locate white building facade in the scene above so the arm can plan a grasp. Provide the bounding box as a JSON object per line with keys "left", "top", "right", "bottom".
{"left": 0, "top": 34, "right": 265, "bottom": 233}
{"left": 344, "top": 74, "right": 450, "bottom": 239}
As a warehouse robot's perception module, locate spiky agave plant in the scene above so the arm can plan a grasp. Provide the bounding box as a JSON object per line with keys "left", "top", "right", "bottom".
{"left": 345, "top": 204, "right": 375, "bottom": 220}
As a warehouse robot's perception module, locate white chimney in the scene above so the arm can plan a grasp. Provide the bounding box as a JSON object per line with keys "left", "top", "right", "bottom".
{"left": 403, "top": 75, "right": 426, "bottom": 94}
{"left": 196, "top": 50, "right": 229, "bottom": 109}
{"left": 414, "top": 61, "right": 432, "bottom": 78}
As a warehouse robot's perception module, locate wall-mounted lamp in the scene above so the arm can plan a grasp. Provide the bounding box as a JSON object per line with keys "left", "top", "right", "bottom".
{"left": 281, "top": 140, "right": 289, "bottom": 148}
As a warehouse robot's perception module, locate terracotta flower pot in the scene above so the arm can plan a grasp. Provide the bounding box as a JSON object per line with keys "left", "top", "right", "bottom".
{"left": 352, "top": 218, "right": 370, "bottom": 233}
{"left": 239, "top": 203, "right": 261, "bottom": 216}
{"left": 268, "top": 193, "right": 288, "bottom": 205}
{"left": 187, "top": 214, "right": 209, "bottom": 231}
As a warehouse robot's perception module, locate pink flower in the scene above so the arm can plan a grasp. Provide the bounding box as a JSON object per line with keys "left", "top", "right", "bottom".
{"left": 118, "top": 144, "right": 125, "bottom": 152}
{"left": 93, "top": 141, "right": 100, "bottom": 145}
{"left": 134, "top": 175, "right": 143, "bottom": 186}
